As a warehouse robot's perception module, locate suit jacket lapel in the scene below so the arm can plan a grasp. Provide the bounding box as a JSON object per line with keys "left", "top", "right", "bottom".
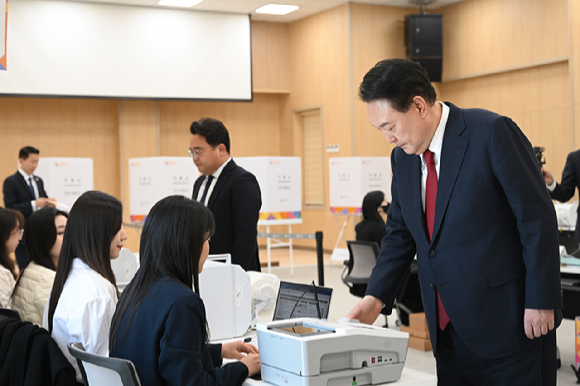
{"left": 206, "top": 160, "right": 236, "bottom": 209}
{"left": 431, "top": 103, "right": 469, "bottom": 243}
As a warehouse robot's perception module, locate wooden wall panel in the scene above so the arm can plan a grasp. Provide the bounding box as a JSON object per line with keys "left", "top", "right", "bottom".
{"left": 158, "top": 94, "right": 282, "bottom": 158}
{"left": 442, "top": 0, "right": 568, "bottom": 80}
{"left": 439, "top": 62, "right": 571, "bottom": 190}
{"left": 252, "top": 21, "right": 290, "bottom": 93}
{"left": 571, "top": 0, "right": 580, "bottom": 149}
{"left": 285, "top": 4, "right": 352, "bottom": 249}
{"left": 350, "top": 3, "right": 413, "bottom": 158}
{"left": 0, "top": 97, "right": 120, "bottom": 207}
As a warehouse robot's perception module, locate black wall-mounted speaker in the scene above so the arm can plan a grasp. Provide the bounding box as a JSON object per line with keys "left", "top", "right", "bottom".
{"left": 405, "top": 14, "right": 443, "bottom": 82}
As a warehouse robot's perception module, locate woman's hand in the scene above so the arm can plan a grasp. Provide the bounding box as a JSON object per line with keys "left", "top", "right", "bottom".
{"left": 221, "top": 340, "right": 259, "bottom": 360}
{"left": 241, "top": 353, "right": 261, "bottom": 376}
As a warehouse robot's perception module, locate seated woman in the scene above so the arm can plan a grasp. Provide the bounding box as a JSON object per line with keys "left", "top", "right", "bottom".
{"left": 110, "top": 196, "right": 260, "bottom": 386}
{"left": 0, "top": 209, "right": 21, "bottom": 308}
{"left": 11, "top": 207, "right": 68, "bottom": 326}
{"left": 355, "top": 190, "right": 389, "bottom": 247}
{"left": 44, "top": 190, "right": 127, "bottom": 383}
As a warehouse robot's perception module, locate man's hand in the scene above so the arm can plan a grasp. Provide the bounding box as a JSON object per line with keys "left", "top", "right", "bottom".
{"left": 221, "top": 340, "right": 259, "bottom": 360}
{"left": 524, "top": 309, "right": 554, "bottom": 339}
{"left": 542, "top": 168, "right": 554, "bottom": 186}
{"left": 346, "top": 295, "right": 383, "bottom": 325}
{"left": 35, "top": 197, "right": 56, "bottom": 208}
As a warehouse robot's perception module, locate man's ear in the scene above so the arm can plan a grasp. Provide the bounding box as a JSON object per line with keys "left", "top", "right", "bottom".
{"left": 412, "top": 96, "right": 428, "bottom": 118}
{"left": 217, "top": 143, "right": 228, "bottom": 156}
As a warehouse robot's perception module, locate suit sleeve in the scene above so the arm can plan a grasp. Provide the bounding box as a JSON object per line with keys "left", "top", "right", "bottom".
{"left": 551, "top": 151, "right": 579, "bottom": 203}
{"left": 490, "top": 117, "right": 562, "bottom": 310}
{"left": 365, "top": 150, "right": 417, "bottom": 313}
{"left": 230, "top": 172, "right": 261, "bottom": 270}
{"left": 3, "top": 177, "right": 34, "bottom": 217}
{"left": 158, "top": 296, "right": 248, "bottom": 386}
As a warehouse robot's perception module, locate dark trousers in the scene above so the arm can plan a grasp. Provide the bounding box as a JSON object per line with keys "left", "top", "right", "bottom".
{"left": 436, "top": 323, "right": 557, "bottom": 386}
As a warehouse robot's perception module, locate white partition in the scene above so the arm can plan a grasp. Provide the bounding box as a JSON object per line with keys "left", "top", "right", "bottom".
{"left": 129, "top": 157, "right": 197, "bottom": 222}
{"left": 329, "top": 157, "right": 391, "bottom": 215}
{"left": 235, "top": 157, "right": 302, "bottom": 224}
{"left": 34, "top": 157, "right": 94, "bottom": 208}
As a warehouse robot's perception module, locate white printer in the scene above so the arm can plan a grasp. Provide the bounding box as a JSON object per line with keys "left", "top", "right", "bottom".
{"left": 257, "top": 318, "right": 409, "bottom": 386}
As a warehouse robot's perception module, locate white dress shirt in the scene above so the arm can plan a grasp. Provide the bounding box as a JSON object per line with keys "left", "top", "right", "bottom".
{"left": 43, "top": 258, "right": 118, "bottom": 382}
{"left": 18, "top": 168, "right": 39, "bottom": 211}
{"left": 420, "top": 102, "right": 450, "bottom": 211}
{"left": 196, "top": 157, "right": 232, "bottom": 205}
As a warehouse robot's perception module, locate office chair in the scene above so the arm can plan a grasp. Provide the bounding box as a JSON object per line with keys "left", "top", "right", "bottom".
{"left": 0, "top": 307, "right": 22, "bottom": 321}
{"left": 342, "top": 240, "right": 380, "bottom": 297}
{"left": 67, "top": 342, "right": 141, "bottom": 386}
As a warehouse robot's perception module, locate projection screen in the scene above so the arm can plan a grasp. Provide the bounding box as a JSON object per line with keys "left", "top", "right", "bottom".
{"left": 0, "top": 0, "right": 252, "bottom": 100}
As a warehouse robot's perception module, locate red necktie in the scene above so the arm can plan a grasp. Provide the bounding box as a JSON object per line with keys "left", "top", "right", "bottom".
{"left": 424, "top": 150, "right": 450, "bottom": 331}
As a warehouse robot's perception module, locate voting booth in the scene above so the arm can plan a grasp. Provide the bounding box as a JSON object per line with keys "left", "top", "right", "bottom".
{"left": 235, "top": 157, "right": 302, "bottom": 223}
{"left": 128, "top": 157, "right": 197, "bottom": 222}
{"left": 236, "top": 157, "right": 302, "bottom": 273}
{"left": 328, "top": 157, "right": 391, "bottom": 261}
{"left": 34, "top": 157, "right": 94, "bottom": 208}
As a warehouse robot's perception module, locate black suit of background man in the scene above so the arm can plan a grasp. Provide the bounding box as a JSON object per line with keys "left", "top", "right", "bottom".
{"left": 189, "top": 118, "right": 262, "bottom": 272}
{"left": 3, "top": 146, "right": 55, "bottom": 268}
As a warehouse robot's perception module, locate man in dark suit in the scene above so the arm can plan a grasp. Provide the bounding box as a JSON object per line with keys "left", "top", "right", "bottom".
{"left": 3, "top": 146, "right": 55, "bottom": 268}
{"left": 347, "top": 59, "right": 562, "bottom": 384}
{"left": 543, "top": 149, "right": 580, "bottom": 242}
{"left": 190, "top": 118, "right": 262, "bottom": 272}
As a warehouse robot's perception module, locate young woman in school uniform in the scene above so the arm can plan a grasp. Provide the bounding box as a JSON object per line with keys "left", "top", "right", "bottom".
{"left": 109, "top": 195, "right": 260, "bottom": 386}
{"left": 44, "top": 190, "right": 127, "bottom": 383}
{"left": 11, "top": 207, "right": 68, "bottom": 326}
{"left": 0, "top": 209, "right": 21, "bottom": 308}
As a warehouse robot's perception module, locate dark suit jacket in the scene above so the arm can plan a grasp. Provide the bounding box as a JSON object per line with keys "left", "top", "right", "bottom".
{"left": 192, "top": 159, "right": 262, "bottom": 272}
{"left": 550, "top": 148, "right": 580, "bottom": 240}
{"left": 366, "top": 103, "right": 563, "bottom": 359}
{"left": 3, "top": 172, "right": 48, "bottom": 218}
{"left": 111, "top": 278, "right": 248, "bottom": 386}
{"left": 0, "top": 318, "right": 77, "bottom": 386}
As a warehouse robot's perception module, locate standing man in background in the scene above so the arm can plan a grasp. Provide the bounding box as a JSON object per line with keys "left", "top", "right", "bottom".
{"left": 3, "top": 146, "right": 56, "bottom": 268}
{"left": 543, "top": 149, "right": 580, "bottom": 244}
{"left": 190, "top": 118, "right": 262, "bottom": 272}
{"left": 347, "top": 59, "right": 562, "bottom": 384}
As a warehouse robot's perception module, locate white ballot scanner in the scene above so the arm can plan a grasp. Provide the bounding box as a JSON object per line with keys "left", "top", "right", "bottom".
{"left": 257, "top": 318, "right": 409, "bottom": 386}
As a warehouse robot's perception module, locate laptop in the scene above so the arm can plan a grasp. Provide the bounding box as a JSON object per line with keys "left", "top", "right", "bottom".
{"left": 272, "top": 281, "right": 333, "bottom": 321}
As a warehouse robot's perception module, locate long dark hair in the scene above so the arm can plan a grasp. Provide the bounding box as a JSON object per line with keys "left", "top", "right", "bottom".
{"left": 109, "top": 196, "right": 215, "bottom": 350}
{"left": 47, "top": 191, "right": 123, "bottom": 333}
{"left": 361, "top": 191, "right": 385, "bottom": 223}
{"left": 0, "top": 209, "right": 19, "bottom": 279}
{"left": 12, "top": 207, "right": 68, "bottom": 295}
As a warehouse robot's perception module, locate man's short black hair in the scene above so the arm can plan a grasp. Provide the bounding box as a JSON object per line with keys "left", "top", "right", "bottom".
{"left": 189, "top": 118, "right": 230, "bottom": 154}
{"left": 358, "top": 59, "right": 437, "bottom": 112}
{"left": 19, "top": 146, "right": 40, "bottom": 160}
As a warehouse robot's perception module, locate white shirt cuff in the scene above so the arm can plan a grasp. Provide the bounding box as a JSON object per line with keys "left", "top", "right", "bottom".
{"left": 547, "top": 180, "right": 557, "bottom": 192}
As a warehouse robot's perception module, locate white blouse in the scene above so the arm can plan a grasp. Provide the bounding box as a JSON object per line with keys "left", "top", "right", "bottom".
{"left": 0, "top": 264, "right": 16, "bottom": 308}
{"left": 43, "top": 258, "right": 118, "bottom": 382}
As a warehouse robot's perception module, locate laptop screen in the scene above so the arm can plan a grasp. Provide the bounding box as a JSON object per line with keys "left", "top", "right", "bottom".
{"left": 272, "top": 281, "right": 333, "bottom": 321}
